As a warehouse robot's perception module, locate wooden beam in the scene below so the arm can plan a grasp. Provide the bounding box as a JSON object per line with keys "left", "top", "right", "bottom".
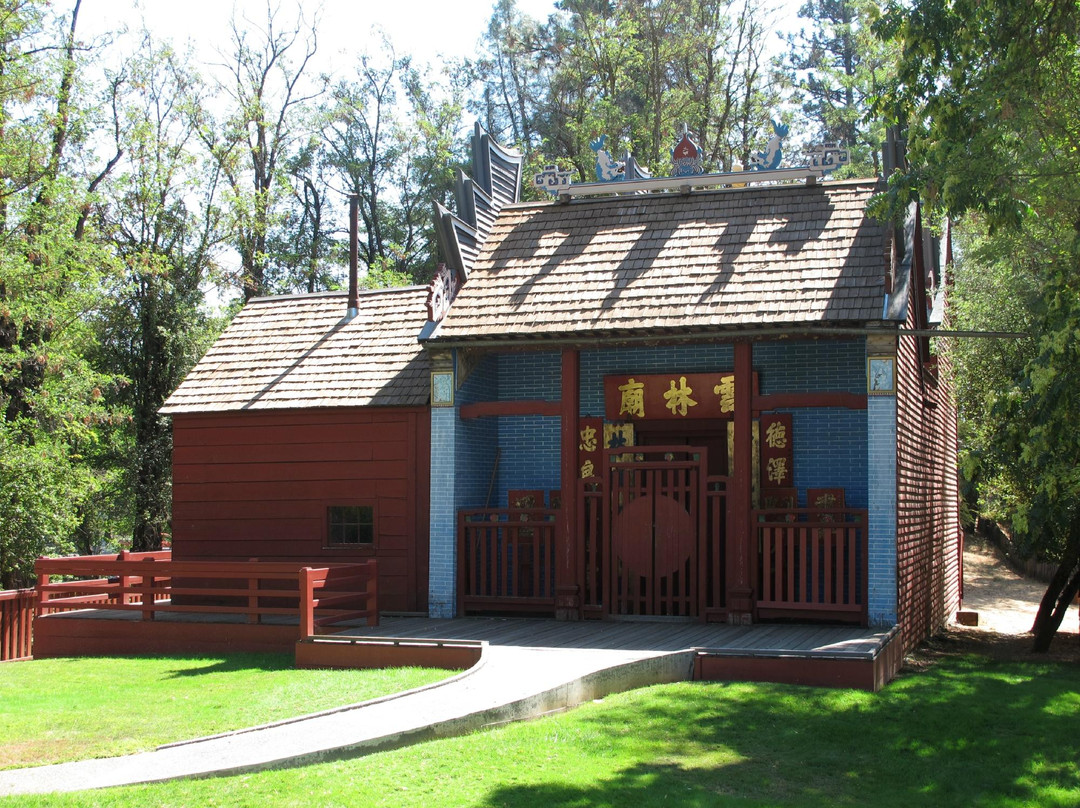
{"left": 727, "top": 342, "right": 755, "bottom": 622}
{"left": 753, "top": 392, "right": 867, "bottom": 411}
{"left": 459, "top": 400, "right": 562, "bottom": 419}
{"left": 557, "top": 348, "right": 581, "bottom": 620}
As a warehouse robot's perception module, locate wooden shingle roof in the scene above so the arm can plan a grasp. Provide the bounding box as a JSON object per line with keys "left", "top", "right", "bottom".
{"left": 429, "top": 178, "right": 889, "bottom": 343}
{"left": 160, "top": 287, "right": 430, "bottom": 414}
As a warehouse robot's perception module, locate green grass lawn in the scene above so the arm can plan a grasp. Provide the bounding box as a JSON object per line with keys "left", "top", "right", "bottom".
{"left": 2, "top": 651, "right": 1077, "bottom": 807}
{"left": 0, "top": 654, "right": 453, "bottom": 769}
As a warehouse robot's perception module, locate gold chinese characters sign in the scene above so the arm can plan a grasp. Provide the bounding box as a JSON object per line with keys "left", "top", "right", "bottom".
{"left": 603, "top": 372, "right": 753, "bottom": 421}
{"left": 759, "top": 413, "right": 794, "bottom": 488}
{"left": 577, "top": 417, "right": 635, "bottom": 478}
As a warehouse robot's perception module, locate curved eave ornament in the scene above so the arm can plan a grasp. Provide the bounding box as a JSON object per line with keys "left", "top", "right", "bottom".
{"left": 426, "top": 263, "right": 458, "bottom": 323}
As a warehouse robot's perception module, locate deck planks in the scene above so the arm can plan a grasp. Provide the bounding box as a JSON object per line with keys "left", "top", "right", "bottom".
{"left": 348, "top": 617, "right": 894, "bottom": 660}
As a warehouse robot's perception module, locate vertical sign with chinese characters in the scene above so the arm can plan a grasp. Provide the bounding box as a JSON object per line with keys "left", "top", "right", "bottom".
{"left": 577, "top": 417, "right": 603, "bottom": 479}
{"left": 759, "top": 413, "right": 794, "bottom": 489}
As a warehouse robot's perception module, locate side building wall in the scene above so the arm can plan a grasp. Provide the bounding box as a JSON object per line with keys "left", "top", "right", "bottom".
{"left": 171, "top": 407, "right": 431, "bottom": 613}
{"left": 895, "top": 300, "right": 961, "bottom": 653}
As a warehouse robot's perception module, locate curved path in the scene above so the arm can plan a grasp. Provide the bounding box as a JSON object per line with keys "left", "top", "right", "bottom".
{"left": 0, "top": 645, "right": 693, "bottom": 796}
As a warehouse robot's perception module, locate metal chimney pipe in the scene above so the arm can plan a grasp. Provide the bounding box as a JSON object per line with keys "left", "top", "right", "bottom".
{"left": 348, "top": 193, "right": 359, "bottom": 317}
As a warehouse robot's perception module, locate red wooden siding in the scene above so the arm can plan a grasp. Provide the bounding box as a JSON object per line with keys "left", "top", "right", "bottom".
{"left": 895, "top": 294, "right": 961, "bottom": 654}
{"left": 171, "top": 408, "right": 430, "bottom": 613}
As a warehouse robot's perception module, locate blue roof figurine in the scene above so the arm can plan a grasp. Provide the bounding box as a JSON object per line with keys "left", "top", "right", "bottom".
{"left": 809, "top": 143, "right": 851, "bottom": 174}
{"left": 671, "top": 127, "right": 704, "bottom": 177}
{"left": 590, "top": 135, "right": 625, "bottom": 182}
{"left": 749, "top": 120, "right": 790, "bottom": 171}
{"left": 533, "top": 164, "right": 574, "bottom": 195}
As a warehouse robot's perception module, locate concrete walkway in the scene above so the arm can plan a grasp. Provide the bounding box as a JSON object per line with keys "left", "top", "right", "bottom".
{"left": 0, "top": 645, "right": 694, "bottom": 796}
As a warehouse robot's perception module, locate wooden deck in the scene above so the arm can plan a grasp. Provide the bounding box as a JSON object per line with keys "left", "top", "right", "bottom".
{"left": 341, "top": 617, "right": 904, "bottom": 690}
{"left": 345, "top": 616, "right": 890, "bottom": 657}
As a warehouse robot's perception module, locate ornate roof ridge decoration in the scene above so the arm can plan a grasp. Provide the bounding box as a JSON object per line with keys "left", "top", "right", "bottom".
{"left": 749, "top": 119, "right": 790, "bottom": 171}
{"left": 555, "top": 121, "right": 855, "bottom": 202}
{"left": 434, "top": 122, "right": 523, "bottom": 293}
{"left": 671, "top": 126, "right": 704, "bottom": 177}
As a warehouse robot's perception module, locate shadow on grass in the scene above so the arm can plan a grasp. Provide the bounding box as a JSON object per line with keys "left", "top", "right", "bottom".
{"left": 153, "top": 652, "right": 294, "bottom": 678}
{"left": 476, "top": 656, "right": 1080, "bottom": 808}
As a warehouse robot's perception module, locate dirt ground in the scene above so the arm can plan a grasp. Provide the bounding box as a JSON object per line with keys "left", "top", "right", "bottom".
{"left": 911, "top": 534, "right": 1080, "bottom": 665}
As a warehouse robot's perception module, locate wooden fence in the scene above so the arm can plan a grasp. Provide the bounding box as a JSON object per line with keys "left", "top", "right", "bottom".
{"left": 35, "top": 552, "right": 378, "bottom": 636}
{"left": 0, "top": 589, "right": 34, "bottom": 662}
{"left": 755, "top": 508, "right": 868, "bottom": 624}
{"left": 458, "top": 507, "right": 558, "bottom": 613}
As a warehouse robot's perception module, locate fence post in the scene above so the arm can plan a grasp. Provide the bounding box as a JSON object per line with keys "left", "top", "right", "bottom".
{"left": 140, "top": 559, "right": 157, "bottom": 621}
{"left": 36, "top": 576, "right": 49, "bottom": 617}
{"left": 117, "top": 550, "right": 131, "bottom": 606}
{"left": 299, "top": 567, "right": 315, "bottom": 639}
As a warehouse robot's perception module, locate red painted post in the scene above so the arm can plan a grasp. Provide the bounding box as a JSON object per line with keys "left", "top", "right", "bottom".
{"left": 299, "top": 567, "right": 315, "bottom": 638}
{"left": 557, "top": 347, "right": 581, "bottom": 620}
{"left": 140, "top": 559, "right": 157, "bottom": 621}
{"left": 35, "top": 570, "right": 49, "bottom": 617}
{"left": 726, "top": 341, "right": 755, "bottom": 623}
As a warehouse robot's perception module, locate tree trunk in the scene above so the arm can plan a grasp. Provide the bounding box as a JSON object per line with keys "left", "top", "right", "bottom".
{"left": 1030, "top": 515, "right": 1080, "bottom": 652}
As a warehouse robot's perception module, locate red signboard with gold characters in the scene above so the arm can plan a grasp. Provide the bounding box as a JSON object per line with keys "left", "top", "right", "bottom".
{"left": 603, "top": 372, "right": 756, "bottom": 421}
{"left": 759, "top": 413, "right": 794, "bottom": 489}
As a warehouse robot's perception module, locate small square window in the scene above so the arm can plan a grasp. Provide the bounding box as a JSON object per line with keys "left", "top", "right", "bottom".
{"left": 327, "top": 505, "right": 374, "bottom": 546}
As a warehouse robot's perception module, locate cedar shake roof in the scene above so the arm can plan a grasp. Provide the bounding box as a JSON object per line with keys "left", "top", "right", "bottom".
{"left": 430, "top": 178, "right": 889, "bottom": 343}
{"left": 160, "top": 287, "right": 430, "bottom": 414}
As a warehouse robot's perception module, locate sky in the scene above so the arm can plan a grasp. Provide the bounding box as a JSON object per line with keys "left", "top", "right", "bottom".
{"left": 81, "top": 0, "right": 564, "bottom": 73}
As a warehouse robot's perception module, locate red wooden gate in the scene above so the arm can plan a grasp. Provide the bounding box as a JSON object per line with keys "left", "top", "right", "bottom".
{"left": 606, "top": 447, "right": 705, "bottom": 617}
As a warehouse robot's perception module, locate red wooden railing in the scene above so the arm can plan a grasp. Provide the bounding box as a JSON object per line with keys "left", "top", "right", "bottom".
{"left": 458, "top": 507, "right": 557, "bottom": 613}
{"left": 0, "top": 588, "right": 35, "bottom": 662}
{"left": 703, "top": 477, "right": 728, "bottom": 618}
{"left": 299, "top": 564, "right": 379, "bottom": 636}
{"left": 579, "top": 479, "right": 605, "bottom": 616}
{"left": 754, "top": 508, "right": 868, "bottom": 624}
{"left": 35, "top": 552, "right": 378, "bottom": 636}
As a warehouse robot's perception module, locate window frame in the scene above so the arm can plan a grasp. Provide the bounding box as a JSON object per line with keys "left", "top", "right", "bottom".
{"left": 323, "top": 503, "right": 378, "bottom": 551}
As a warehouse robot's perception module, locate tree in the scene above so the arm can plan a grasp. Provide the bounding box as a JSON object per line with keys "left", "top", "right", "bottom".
{"left": 470, "top": 0, "right": 551, "bottom": 151}
{"left": 94, "top": 35, "right": 223, "bottom": 552}
{"left": 0, "top": 0, "right": 126, "bottom": 585}
{"left": 786, "top": 0, "right": 895, "bottom": 176}
{"left": 470, "top": 0, "right": 780, "bottom": 182}
{"left": 323, "top": 39, "right": 463, "bottom": 285}
{"left": 202, "top": 2, "right": 324, "bottom": 301}
{"left": 877, "top": 0, "right": 1080, "bottom": 649}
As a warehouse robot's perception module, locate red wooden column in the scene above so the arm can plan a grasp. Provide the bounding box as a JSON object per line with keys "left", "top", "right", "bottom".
{"left": 556, "top": 347, "right": 582, "bottom": 620}
{"left": 726, "top": 340, "right": 754, "bottom": 623}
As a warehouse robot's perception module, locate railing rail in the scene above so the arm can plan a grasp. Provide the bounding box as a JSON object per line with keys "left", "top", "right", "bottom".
{"left": 703, "top": 477, "right": 728, "bottom": 616}
{"left": 579, "top": 479, "right": 604, "bottom": 615}
{"left": 0, "top": 589, "right": 35, "bottom": 662}
{"left": 34, "top": 552, "right": 378, "bottom": 637}
{"left": 458, "top": 507, "right": 558, "bottom": 613}
{"left": 754, "top": 508, "right": 868, "bottom": 624}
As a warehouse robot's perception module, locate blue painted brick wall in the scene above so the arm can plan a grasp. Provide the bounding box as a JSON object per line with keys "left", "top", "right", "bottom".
{"left": 754, "top": 340, "right": 866, "bottom": 394}
{"left": 428, "top": 406, "right": 458, "bottom": 617}
{"left": 497, "top": 352, "right": 560, "bottom": 400}
{"left": 455, "top": 353, "right": 499, "bottom": 509}
{"left": 492, "top": 353, "right": 562, "bottom": 506}
{"left": 786, "top": 407, "right": 868, "bottom": 508}
{"left": 868, "top": 394, "right": 898, "bottom": 626}
{"left": 496, "top": 415, "right": 561, "bottom": 505}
